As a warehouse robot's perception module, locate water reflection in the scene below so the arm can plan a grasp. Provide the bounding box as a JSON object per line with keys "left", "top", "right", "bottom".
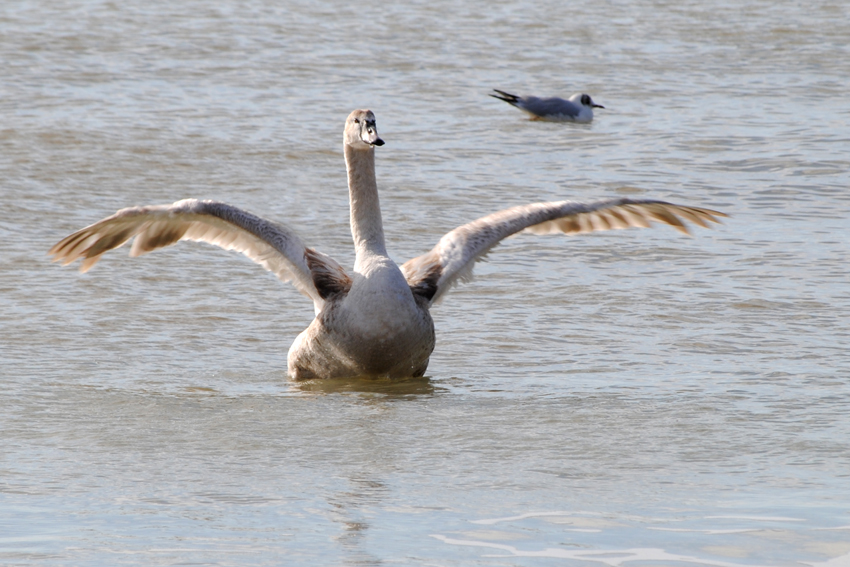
{"left": 328, "top": 477, "right": 390, "bottom": 566}
{"left": 291, "top": 375, "right": 440, "bottom": 398}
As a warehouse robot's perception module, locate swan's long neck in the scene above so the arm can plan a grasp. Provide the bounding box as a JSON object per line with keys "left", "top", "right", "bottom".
{"left": 345, "top": 143, "right": 388, "bottom": 262}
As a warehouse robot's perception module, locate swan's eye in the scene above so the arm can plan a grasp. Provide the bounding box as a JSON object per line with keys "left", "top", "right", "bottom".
{"left": 353, "top": 118, "right": 360, "bottom": 124}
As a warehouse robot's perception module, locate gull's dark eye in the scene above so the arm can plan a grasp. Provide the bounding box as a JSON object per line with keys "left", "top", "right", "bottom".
{"left": 581, "top": 95, "right": 590, "bottom": 105}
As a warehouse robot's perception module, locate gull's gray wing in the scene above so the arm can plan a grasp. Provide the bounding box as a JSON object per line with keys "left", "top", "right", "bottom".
{"left": 401, "top": 198, "right": 726, "bottom": 305}
{"left": 519, "top": 96, "right": 580, "bottom": 119}
{"left": 490, "top": 90, "right": 578, "bottom": 119}
{"left": 49, "top": 199, "right": 350, "bottom": 310}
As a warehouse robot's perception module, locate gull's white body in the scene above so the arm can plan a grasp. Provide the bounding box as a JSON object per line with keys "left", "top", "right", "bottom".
{"left": 50, "top": 109, "right": 725, "bottom": 380}
{"left": 490, "top": 89, "right": 605, "bottom": 122}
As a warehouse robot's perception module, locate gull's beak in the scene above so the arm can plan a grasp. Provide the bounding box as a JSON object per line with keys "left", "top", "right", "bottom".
{"left": 593, "top": 103, "right": 605, "bottom": 109}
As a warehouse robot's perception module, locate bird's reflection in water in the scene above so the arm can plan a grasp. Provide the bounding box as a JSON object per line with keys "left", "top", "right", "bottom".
{"left": 287, "top": 382, "right": 428, "bottom": 565}
{"left": 328, "top": 477, "right": 389, "bottom": 566}
{"left": 292, "top": 374, "right": 440, "bottom": 398}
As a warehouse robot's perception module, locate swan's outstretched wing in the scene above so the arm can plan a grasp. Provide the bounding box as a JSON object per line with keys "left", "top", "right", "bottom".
{"left": 49, "top": 199, "right": 350, "bottom": 308}
{"left": 401, "top": 198, "right": 726, "bottom": 305}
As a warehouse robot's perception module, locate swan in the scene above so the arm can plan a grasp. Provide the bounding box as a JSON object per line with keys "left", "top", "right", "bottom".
{"left": 50, "top": 109, "right": 725, "bottom": 380}
{"left": 490, "top": 89, "right": 604, "bottom": 122}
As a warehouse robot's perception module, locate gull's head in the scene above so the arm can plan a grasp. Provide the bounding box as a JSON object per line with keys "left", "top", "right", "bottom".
{"left": 345, "top": 109, "right": 384, "bottom": 149}
{"left": 576, "top": 93, "right": 605, "bottom": 109}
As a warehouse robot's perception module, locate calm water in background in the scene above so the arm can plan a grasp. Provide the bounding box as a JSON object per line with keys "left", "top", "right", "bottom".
{"left": 2, "top": 0, "right": 850, "bottom": 565}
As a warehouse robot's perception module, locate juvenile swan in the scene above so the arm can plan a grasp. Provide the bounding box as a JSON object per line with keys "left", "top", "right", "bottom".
{"left": 50, "top": 109, "right": 725, "bottom": 379}
{"left": 490, "top": 89, "right": 604, "bottom": 122}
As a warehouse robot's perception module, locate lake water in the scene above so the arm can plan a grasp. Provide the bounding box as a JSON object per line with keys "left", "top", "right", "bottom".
{"left": 2, "top": 0, "right": 849, "bottom": 565}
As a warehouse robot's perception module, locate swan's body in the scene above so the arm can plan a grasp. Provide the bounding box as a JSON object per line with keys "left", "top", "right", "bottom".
{"left": 490, "top": 89, "right": 604, "bottom": 122}
{"left": 50, "top": 109, "right": 725, "bottom": 380}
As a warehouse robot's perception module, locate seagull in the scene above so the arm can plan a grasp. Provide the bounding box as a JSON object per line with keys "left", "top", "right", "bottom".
{"left": 50, "top": 109, "right": 725, "bottom": 380}
{"left": 490, "top": 89, "right": 604, "bottom": 122}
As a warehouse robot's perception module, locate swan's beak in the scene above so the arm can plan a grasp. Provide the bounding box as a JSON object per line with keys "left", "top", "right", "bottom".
{"left": 362, "top": 126, "right": 384, "bottom": 147}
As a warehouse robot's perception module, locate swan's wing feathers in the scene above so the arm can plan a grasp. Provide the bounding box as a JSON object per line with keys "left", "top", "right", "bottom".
{"left": 402, "top": 203, "right": 553, "bottom": 304}
{"left": 401, "top": 251, "right": 443, "bottom": 302}
{"left": 521, "top": 200, "right": 724, "bottom": 236}
{"left": 49, "top": 199, "right": 331, "bottom": 304}
{"left": 403, "top": 198, "right": 726, "bottom": 305}
{"left": 304, "top": 248, "right": 352, "bottom": 299}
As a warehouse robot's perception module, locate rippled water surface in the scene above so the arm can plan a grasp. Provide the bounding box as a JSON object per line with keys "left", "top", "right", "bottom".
{"left": 2, "top": 0, "right": 849, "bottom": 565}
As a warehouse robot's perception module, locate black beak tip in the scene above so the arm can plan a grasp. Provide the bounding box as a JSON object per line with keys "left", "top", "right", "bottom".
{"left": 373, "top": 138, "right": 385, "bottom": 147}
{"left": 594, "top": 104, "right": 605, "bottom": 109}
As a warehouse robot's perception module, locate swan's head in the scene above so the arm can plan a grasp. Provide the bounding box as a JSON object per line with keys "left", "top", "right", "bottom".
{"left": 572, "top": 93, "right": 604, "bottom": 109}
{"left": 345, "top": 109, "right": 384, "bottom": 150}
